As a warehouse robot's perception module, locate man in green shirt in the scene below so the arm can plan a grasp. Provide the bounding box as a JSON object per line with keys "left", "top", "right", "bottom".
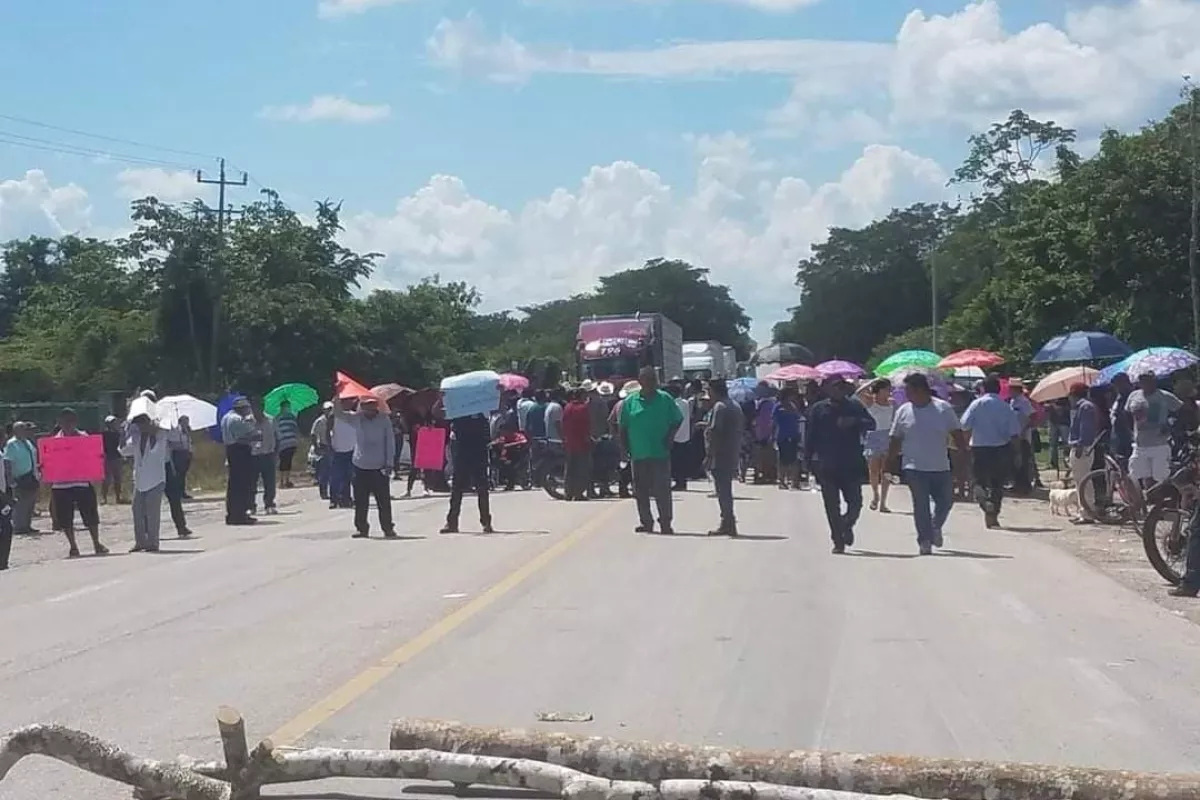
{"left": 619, "top": 366, "right": 683, "bottom": 534}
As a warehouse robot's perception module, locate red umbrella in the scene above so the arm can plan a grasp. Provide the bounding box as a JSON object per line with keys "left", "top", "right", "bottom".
{"left": 937, "top": 349, "right": 1005, "bottom": 370}
{"left": 765, "top": 364, "right": 821, "bottom": 382}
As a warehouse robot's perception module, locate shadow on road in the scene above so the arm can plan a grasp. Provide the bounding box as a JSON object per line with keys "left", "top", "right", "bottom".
{"left": 1003, "top": 525, "right": 1062, "bottom": 533}
{"left": 659, "top": 532, "right": 787, "bottom": 541}
{"left": 850, "top": 548, "right": 1012, "bottom": 560}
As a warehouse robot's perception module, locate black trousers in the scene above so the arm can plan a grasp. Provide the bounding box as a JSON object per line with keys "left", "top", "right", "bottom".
{"left": 1012, "top": 439, "right": 1034, "bottom": 493}
{"left": 0, "top": 493, "right": 12, "bottom": 569}
{"left": 165, "top": 465, "right": 188, "bottom": 533}
{"left": 972, "top": 444, "right": 1010, "bottom": 516}
{"left": 671, "top": 439, "right": 690, "bottom": 489}
{"left": 448, "top": 458, "right": 491, "bottom": 527}
{"left": 353, "top": 467, "right": 394, "bottom": 535}
{"left": 817, "top": 465, "right": 862, "bottom": 546}
{"left": 225, "top": 444, "right": 254, "bottom": 521}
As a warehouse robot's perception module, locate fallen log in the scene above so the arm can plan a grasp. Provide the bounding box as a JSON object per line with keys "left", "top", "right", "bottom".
{"left": 389, "top": 718, "right": 1200, "bottom": 800}
{"left": 0, "top": 724, "right": 230, "bottom": 800}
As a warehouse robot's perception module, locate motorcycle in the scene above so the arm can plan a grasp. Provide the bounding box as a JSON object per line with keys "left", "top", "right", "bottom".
{"left": 1140, "top": 434, "right": 1200, "bottom": 585}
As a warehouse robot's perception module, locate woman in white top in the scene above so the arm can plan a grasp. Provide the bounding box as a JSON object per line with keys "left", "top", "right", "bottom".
{"left": 862, "top": 378, "right": 895, "bottom": 513}
{"left": 120, "top": 413, "right": 170, "bottom": 553}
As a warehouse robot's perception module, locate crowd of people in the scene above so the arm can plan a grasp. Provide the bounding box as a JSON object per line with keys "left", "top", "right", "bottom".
{"left": 7, "top": 364, "right": 1200, "bottom": 572}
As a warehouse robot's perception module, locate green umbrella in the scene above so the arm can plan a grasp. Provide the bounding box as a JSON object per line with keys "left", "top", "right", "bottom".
{"left": 264, "top": 382, "right": 319, "bottom": 416}
{"left": 875, "top": 350, "right": 943, "bottom": 377}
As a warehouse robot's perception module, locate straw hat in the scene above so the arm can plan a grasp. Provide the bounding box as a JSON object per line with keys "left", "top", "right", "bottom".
{"left": 618, "top": 380, "right": 641, "bottom": 399}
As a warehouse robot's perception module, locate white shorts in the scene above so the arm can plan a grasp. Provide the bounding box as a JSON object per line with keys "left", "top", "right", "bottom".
{"left": 1129, "top": 444, "right": 1172, "bottom": 482}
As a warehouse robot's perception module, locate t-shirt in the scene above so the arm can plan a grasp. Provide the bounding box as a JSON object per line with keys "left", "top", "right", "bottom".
{"left": 102, "top": 429, "right": 121, "bottom": 459}
{"left": 773, "top": 405, "right": 801, "bottom": 441}
{"left": 619, "top": 389, "right": 683, "bottom": 461}
{"left": 544, "top": 402, "right": 564, "bottom": 442}
{"left": 706, "top": 400, "right": 745, "bottom": 469}
{"left": 1127, "top": 389, "right": 1182, "bottom": 448}
{"left": 889, "top": 398, "right": 961, "bottom": 472}
{"left": 674, "top": 398, "right": 692, "bottom": 443}
{"left": 526, "top": 403, "right": 547, "bottom": 438}
{"left": 867, "top": 403, "right": 894, "bottom": 433}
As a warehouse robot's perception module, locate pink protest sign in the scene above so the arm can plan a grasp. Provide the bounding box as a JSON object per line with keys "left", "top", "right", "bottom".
{"left": 413, "top": 426, "right": 446, "bottom": 471}
{"left": 38, "top": 434, "right": 105, "bottom": 484}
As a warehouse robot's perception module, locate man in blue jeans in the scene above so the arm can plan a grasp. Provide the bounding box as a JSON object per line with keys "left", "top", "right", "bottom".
{"left": 888, "top": 372, "right": 970, "bottom": 555}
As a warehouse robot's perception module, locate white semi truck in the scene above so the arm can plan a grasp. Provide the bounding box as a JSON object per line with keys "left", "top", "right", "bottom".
{"left": 683, "top": 340, "right": 731, "bottom": 381}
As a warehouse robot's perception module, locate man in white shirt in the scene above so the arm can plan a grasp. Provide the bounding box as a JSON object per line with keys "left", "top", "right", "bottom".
{"left": 120, "top": 413, "right": 170, "bottom": 553}
{"left": 330, "top": 397, "right": 359, "bottom": 509}
{"left": 668, "top": 381, "right": 693, "bottom": 491}
{"left": 888, "top": 373, "right": 969, "bottom": 555}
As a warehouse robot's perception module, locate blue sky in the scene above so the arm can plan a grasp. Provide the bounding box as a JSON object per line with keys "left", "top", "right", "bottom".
{"left": 1, "top": 0, "right": 1197, "bottom": 342}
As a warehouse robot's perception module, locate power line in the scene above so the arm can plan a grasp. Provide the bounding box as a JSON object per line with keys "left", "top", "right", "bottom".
{"left": 0, "top": 128, "right": 199, "bottom": 170}
{"left": 0, "top": 111, "right": 219, "bottom": 161}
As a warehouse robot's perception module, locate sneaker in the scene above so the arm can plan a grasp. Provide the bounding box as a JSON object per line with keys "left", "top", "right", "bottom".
{"left": 482, "top": 524, "right": 495, "bottom": 533}
{"left": 660, "top": 525, "right": 675, "bottom": 535}
{"left": 178, "top": 528, "right": 193, "bottom": 538}
{"left": 352, "top": 531, "right": 369, "bottom": 539}
{"left": 383, "top": 530, "right": 398, "bottom": 539}
{"left": 130, "top": 545, "right": 145, "bottom": 553}
{"left": 1169, "top": 585, "right": 1199, "bottom": 598}
{"left": 440, "top": 524, "right": 458, "bottom": 534}
{"left": 919, "top": 543, "right": 934, "bottom": 556}
{"left": 266, "top": 506, "right": 279, "bottom": 516}
{"left": 635, "top": 524, "right": 654, "bottom": 533}
{"left": 93, "top": 543, "right": 110, "bottom": 556}
{"left": 831, "top": 544, "right": 845, "bottom": 555}
{"left": 67, "top": 548, "right": 81, "bottom": 558}
{"left": 932, "top": 530, "right": 944, "bottom": 548}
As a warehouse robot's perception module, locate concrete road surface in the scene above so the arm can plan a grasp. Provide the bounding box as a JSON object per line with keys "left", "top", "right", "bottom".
{"left": 4, "top": 481, "right": 1200, "bottom": 800}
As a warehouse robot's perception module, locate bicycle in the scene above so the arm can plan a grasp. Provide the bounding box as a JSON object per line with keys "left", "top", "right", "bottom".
{"left": 1077, "top": 433, "right": 1143, "bottom": 525}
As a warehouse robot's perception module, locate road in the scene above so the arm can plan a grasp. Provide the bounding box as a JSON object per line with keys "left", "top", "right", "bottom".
{"left": 4, "top": 481, "right": 1200, "bottom": 799}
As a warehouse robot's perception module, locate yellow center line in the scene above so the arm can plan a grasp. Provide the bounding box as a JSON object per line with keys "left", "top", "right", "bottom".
{"left": 268, "top": 503, "right": 620, "bottom": 747}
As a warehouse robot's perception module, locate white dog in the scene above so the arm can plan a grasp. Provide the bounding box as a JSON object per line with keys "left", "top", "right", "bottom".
{"left": 1048, "top": 488, "right": 1079, "bottom": 517}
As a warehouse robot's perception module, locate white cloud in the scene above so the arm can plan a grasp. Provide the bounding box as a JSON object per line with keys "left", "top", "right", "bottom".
{"left": 115, "top": 168, "right": 208, "bottom": 202}
{"left": 259, "top": 95, "right": 391, "bottom": 123}
{"left": 317, "top": 0, "right": 413, "bottom": 18}
{"left": 0, "top": 170, "right": 93, "bottom": 241}
{"left": 339, "top": 137, "right": 948, "bottom": 340}
{"left": 427, "top": 14, "right": 890, "bottom": 82}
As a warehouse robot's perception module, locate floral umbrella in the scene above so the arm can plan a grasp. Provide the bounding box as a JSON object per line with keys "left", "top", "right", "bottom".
{"left": 875, "top": 350, "right": 942, "bottom": 377}
{"left": 816, "top": 360, "right": 866, "bottom": 379}
{"left": 938, "top": 349, "right": 1004, "bottom": 370}
{"left": 887, "top": 366, "right": 951, "bottom": 406}
{"left": 1097, "top": 347, "right": 1200, "bottom": 384}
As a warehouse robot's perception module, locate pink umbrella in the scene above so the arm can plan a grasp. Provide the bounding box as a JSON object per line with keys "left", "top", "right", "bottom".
{"left": 816, "top": 360, "right": 866, "bottom": 379}
{"left": 498, "top": 373, "right": 530, "bottom": 392}
{"left": 765, "top": 364, "right": 821, "bottom": 382}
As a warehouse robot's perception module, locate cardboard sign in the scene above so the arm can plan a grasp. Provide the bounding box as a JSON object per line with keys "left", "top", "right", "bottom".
{"left": 39, "top": 434, "right": 105, "bottom": 484}
{"left": 413, "top": 426, "right": 447, "bottom": 471}
{"left": 440, "top": 370, "right": 501, "bottom": 420}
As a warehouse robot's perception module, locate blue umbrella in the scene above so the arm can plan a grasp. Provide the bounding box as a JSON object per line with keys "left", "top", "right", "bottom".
{"left": 728, "top": 377, "right": 758, "bottom": 404}
{"left": 208, "top": 392, "right": 242, "bottom": 442}
{"left": 1031, "top": 331, "right": 1131, "bottom": 364}
{"left": 1097, "top": 347, "right": 1200, "bottom": 384}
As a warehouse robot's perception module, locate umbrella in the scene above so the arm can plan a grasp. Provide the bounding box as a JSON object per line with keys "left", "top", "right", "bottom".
{"left": 875, "top": 350, "right": 942, "bottom": 377}
{"left": 209, "top": 392, "right": 242, "bottom": 442}
{"left": 335, "top": 370, "right": 374, "bottom": 399}
{"left": 498, "top": 373, "right": 530, "bottom": 392}
{"left": 953, "top": 366, "right": 986, "bottom": 381}
{"left": 156, "top": 394, "right": 218, "bottom": 430}
{"left": 887, "top": 366, "right": 951, "bottom": 405}
{"left": 1031, "top": 331, "right": 1131, "bottom": 364}
{"left": 1097, "top": 347, "right": 1200, "bottom": 384}
{"left": 264, "top": 382, "right": 319, "bottom": 416}
{"left": 765, "top": 364, "right": 821, "bottom": 382}
{"left": 728, "top": 377, "right": 758, "bottom": 404}
{"left": 1030, "top": 367, "right": 1100, "bottom": 403}
{"left": 816, "top": 360, "right": 866, "bottom": 379}
{"left": 371, "top": 383, "right": 414, "bottom": 401}
{"left": 753, "top": 342, "right": 815, "bottom": 365}
{"left": 938, "top": 349, "right": 1004, "bottom": 370}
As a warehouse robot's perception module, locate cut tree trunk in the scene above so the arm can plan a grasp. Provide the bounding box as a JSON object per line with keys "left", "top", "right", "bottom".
{"left": 389, "top": 718, "right": 1200, "bottom": 800}
{"left": 0, "top": 724, "right": 230, "bottom": 800}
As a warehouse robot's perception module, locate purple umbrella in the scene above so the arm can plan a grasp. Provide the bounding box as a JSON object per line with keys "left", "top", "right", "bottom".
{"left": 816, "top": 359, "right": 866, "bottom": 379}
{"left": 887, "top": 366, "right": 951, "bottom": 406}
{"left": 1098, "top": 347, "right": 1199, "bottom": 384}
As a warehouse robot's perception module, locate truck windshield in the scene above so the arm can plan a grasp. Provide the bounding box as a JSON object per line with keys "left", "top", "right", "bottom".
{"left": 582, "top": 356, "right": 641, "bottom": 382}
{"left": 683, "top": 369, "right": 712, "bottom": 381}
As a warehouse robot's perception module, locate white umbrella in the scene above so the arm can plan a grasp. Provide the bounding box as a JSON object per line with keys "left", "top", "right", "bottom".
{"left": 156, "top": 394, "right": 218, "bottom": 429}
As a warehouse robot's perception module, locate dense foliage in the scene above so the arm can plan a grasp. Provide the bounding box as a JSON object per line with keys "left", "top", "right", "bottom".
{"left": 0, "top": 195, "right": 753, "bottom": 400}
{"left": 773, "top": 98, "right": 1200, "bottom": 372}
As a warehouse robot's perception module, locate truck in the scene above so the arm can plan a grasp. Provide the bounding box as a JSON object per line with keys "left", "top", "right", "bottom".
{"left": 722, "top": 346, "right": 738, "bottom": 379}
{"left": 682, "top": 341, "right": 727, "bottom": 381}
{"left": 577, "top": 313, "right": 684, "bottom": 385}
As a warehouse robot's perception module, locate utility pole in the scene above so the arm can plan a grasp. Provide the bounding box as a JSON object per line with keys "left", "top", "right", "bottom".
{"left": 1187, "top": 77, "right": 1200, "bottom": 353}
{"left": 931, "top": 261, "right": 938, "bottom": 354}
{"left": 197, "top": 158, "right": 248, "bottom": 392}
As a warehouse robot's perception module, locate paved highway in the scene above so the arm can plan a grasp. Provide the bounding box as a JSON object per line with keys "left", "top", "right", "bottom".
{"left": 4, "top": 482, "right": 1200, "bottom": 799}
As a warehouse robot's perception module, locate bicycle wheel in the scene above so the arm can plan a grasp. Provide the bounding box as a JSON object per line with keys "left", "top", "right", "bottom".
{"left": 543, "top": 467, "right": 567, "bottom": 500}
{"left": 1078, "top": 468, "right": 1124, "bottom": 524}
{"left": 1142, "top": 501, "right": 1187, "bottom": 585}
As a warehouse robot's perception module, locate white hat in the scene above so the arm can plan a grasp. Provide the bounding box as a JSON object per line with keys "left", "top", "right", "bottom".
{"left": 618, "top": 380, "right": 641, "bottom": 400}
{"left": 323, "top": 401, "right": 334, "bottom": 410}
{"left": 140, "top": 389, "right": 157, "bottom": 401}
{"left": 580, "top": 379, "right": 595, "bottom": 392}
{"left": 597, "top": 381, "right": 615, "bottom": 397}
{"left": 104, "top": 415, "right": 117, "bottom": 423}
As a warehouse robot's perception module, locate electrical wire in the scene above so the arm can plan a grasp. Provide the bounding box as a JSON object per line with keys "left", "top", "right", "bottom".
{"left": 0, "top": 129, "right": 200, "bottom": 170}
{"left": 0, "top": 111, "right": 219, "bottom": 161}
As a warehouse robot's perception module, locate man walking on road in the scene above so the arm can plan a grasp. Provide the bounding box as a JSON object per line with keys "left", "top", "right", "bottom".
{"left": 222, "top": 396, "right": 259, "bottom": 526}
{"left": 705, "top": 378, "right": 744, "bottom": 537}
{"left": 960, "top": 375, "right": 1020, "bottom": 529}
{"left": 334, "top": 396, "right": 397, "bottom": 539}
{"left": 806, "top": 375, "right": 874, "bottom": 553}
{"left": 888, "top": 372, "right": 968, "bottom": 555}
{"left": 619, "top": 366, "right": 683, "bottom": 534}
{"left": 1066, "top": 382, "right": 1099, "bottom": 524}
